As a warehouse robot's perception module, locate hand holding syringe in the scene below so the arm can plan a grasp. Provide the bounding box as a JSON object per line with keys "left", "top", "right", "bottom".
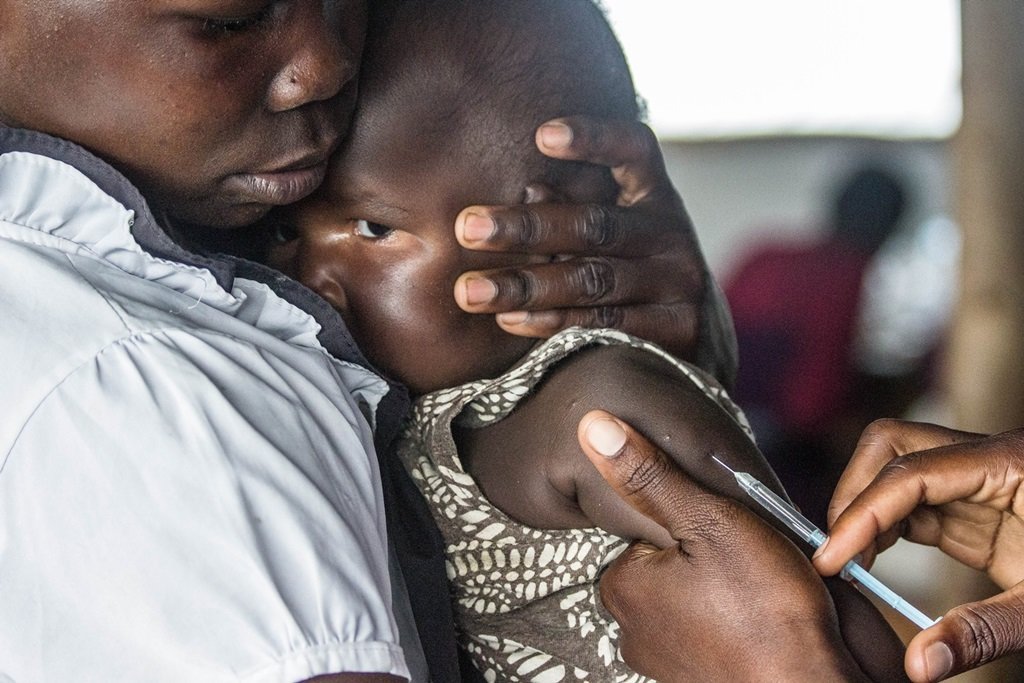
{"left": 713, "top": 456, "right": 938, "bottom": 629}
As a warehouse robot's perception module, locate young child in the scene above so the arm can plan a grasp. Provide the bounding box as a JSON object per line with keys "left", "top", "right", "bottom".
{"left": 264, "top": 1, "right": 788, "bottom": 680}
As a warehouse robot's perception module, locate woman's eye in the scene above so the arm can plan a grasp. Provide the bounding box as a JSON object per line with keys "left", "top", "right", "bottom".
{"left": 354, "top": 220, "right": 393, "bottom": 239}
{"left": 271, "top": 223, "right": 299, "bottom": 245}
{"left": 201, "top": 6, "right": 274, "bottom": 36}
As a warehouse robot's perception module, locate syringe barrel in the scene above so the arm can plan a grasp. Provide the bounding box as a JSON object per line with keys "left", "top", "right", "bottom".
{"left": 843, "top": 561, "right": 938, "bottom": 629}
{"left": 736, "top": 473, "right": 826, "bottom": 547}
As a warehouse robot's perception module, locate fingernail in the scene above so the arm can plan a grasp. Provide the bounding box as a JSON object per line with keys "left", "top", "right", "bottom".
{"left": 812, "top": 537, "right": 829, "bottom": 560}
{"left": 539, "top": 122, "right": 573, "bottom": 150}
{"left": 923, "top": 642, "right": 954, "bottom": 680}
{"left": 497, "top": 311, "right": 529, "bottom": 325}
{"left": 463, "top": 277, "right": 497, "bottom": 306}
{"left": 460, "top": 212, "right": 494, "bottom": 243}
{"left": 585, "top": 418, "right": 627, "bottom": 458}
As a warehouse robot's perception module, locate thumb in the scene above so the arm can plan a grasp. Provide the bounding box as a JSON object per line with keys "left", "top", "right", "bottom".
{"left": 906, "top": 582, "right": 1024, "bottom": 682}
{"left": 577, "top": 409, "right": 723, "bottom": 536}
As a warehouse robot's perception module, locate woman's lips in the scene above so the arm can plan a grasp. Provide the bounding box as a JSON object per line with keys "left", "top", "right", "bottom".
{"left": 227, "top": 161, "right": 328, "bottom": 206}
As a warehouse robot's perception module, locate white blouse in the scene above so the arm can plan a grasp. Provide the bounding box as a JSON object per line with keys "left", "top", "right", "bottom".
{"left": 0, "top": 148, "right": 410, "bottom": 682}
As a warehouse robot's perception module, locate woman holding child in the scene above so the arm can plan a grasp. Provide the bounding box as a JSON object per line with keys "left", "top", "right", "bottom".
{"left": 0, "top": 0, "right": 1021, "bottom": 681}
{"left": 0, "top": 0, "right": 750, "bottom": 680}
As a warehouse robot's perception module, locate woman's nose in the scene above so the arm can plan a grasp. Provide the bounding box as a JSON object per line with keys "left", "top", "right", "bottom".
{"left": 267, "top": 5, "right": 360, "bottom": 113}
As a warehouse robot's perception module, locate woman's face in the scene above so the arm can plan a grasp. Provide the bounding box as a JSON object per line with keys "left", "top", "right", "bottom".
{"left": 0, "top": 0, "right": 367, "bottom": 228}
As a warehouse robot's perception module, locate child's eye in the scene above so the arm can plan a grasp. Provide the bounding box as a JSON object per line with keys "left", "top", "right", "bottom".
{"left": 271, "top": 223, "right": 299, "bottom": 245}
{"left": 354, "top": 220, "right": 393, "bottom": 239}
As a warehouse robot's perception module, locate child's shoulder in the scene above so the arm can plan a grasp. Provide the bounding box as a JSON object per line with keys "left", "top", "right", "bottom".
{"left": 533, "top": 336, "right": 675, "bottom": 405}
{"left": 461, "top": 328, "right": 757, "bottom": 540}
{"left": 455, "top": 331, "right": 698, "bottom": 529}
{"left": 460, "top": 328, "right": 749, "bottom": 508}
{"left": 529, "top": 328, "right": 742, "bottom": 428}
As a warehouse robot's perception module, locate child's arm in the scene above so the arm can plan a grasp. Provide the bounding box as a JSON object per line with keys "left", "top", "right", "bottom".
{"left": 455, "top": 342, "right": 906, "bottom": 681}
{"left": 454, "top": 343, "right": 784, "bottom": 545}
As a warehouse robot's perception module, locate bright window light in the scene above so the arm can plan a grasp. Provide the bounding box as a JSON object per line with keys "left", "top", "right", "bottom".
{"left": 601, "top": 0, "right": 962, "bottom": 139}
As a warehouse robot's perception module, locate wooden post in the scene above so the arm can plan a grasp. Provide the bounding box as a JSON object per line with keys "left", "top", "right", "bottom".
{"left": 948, "top": 1, "right": 1024, "bottom": 433}
{"left": 946, "top": 4, "right": 1024, "bottom": 681}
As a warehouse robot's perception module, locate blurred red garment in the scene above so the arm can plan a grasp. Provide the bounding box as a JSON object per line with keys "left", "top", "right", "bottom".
{"left": 725, "top": 235, "right": 873, "bottom": 436}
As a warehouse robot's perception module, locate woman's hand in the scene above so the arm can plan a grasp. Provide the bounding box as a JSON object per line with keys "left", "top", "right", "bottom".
{"left": 578, "top": 411, "right": 902, "bottom": 682}
{"left": 453, "top": 116, "right": 737, "bottom": 385}
{"left": 814, "top": 419, "right": 1024, "bottom": 682}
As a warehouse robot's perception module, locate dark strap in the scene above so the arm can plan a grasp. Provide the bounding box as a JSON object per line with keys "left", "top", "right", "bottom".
{"left": 375, "top": 400, "right": 468, "bottom": 682}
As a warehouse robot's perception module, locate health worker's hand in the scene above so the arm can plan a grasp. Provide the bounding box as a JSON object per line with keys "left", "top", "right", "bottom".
{"left": 578, "top": 411, "right": 906, "bottom": 682}
{"left": 814, "top": 419, "right": 1024, "bottom": 682}
{"left": 453, "top": 116, "right": 737, "bottom": 386}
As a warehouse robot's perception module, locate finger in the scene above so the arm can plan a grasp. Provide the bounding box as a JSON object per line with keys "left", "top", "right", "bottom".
{"left": 453, "top": 256, "right": 700, "bottom": 313}
{"left": 815, "top": 441, "right": 1005, "bottom": 577}
{"left": 598, "top": 541, "right": 688, "bottom": 675}
{"left": 455, "top": 200, "right": 688, "bottom": 257}
{"left": 597, "top": 538, "right": 666, "bottom": 622}
{"left": 905, "top": 583, "right": 1024, "bottom": 682}
{"left": 823, "top": 419, "right": 982, "bottom": 568}
{"left": 599, "top": 539, "right": 729, "bottom": 682}
{"left": 494, "top": 304, "right": 700, "bottom": 361}
{"left": 535, "top": 116, "right": 670, "bottom": 204}
{"left": 577, "top": 410, "right": 740, "bottom": 542}
{"left": 828, "top": 420, "right": 982, "bottom": 528}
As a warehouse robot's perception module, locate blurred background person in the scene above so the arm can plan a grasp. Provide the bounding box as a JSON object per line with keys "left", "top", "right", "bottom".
{"left": 723, "top": 166, "right": 914, "bottom": 525}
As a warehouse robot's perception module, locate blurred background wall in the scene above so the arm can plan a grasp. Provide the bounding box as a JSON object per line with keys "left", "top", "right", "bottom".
{"left": 603, "top": 1, "right": 1024, "bottom": 679}
{"left": 664, "top": 138, "right": 950, "bottom": 279}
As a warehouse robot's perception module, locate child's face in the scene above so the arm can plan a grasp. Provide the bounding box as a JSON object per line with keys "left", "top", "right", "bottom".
{"left": 265, "top": 92, "right": 545, "bottom": 394}
{"left": 266, "top": 12, "right": 621, "bottom": 395}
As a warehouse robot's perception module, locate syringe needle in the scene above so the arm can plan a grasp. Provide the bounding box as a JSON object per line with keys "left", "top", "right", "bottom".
{"left": 711, "top": 455, "right": 735, "bottom": 474}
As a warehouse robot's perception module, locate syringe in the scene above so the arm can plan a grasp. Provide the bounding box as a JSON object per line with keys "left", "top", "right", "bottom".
{"left": 712, "top": 456, "right": 938, "bottom": 629}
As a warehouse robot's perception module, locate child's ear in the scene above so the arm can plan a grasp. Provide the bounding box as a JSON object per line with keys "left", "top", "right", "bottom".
{"left": 522, "top": 182, "right": 566, "bottom": 204}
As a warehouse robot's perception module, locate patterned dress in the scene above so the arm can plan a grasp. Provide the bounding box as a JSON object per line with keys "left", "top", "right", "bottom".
{"left": 396, "top": 328, "right": 752, "bottom": 682}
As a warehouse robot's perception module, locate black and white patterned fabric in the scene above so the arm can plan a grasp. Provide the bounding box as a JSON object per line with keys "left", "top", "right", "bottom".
{"left": 397, "top": 327, "right": 752, "bottom": 682}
